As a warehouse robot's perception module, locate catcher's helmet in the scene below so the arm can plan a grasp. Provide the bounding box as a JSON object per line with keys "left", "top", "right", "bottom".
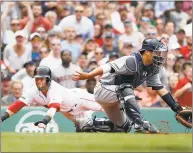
{"left": 140, "top": 38, "right": 168, "bottom": 67}
{"left": 34, "top": 66, "right": 52, "bottom": 83}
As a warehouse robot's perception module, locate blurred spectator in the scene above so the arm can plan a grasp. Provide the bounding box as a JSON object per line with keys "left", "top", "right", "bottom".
{"left": 168, "top": 1, "right": 189, "bottom": 32}
{"left": 138, "top": 17, "right": 152, "bottom": 34}
{"left": 53, "top": 50, "right": 84, "bottom": 88}
{"left": 95, "top": 13, "right": 106, "bottom": 26}
{"left": 87, "top": 59, "right": 98, "bottom": 72}
{"left": 155, "top": 18, "right": 164, "bottom": 38}
{"left": 174, "top": 62, "right": 192, "bottom": 107}
{"left": 1, "top": 75, "right": 12, "bottom": 97}
{"left": 176, "top": 29, "right": 186, "bottom": 46}
{"left": 85, "top": 78, "right": 97, "bottom": 94}
{"left": 103, "top": 22, "right": 119, "bottom": 46}
{"left": 57, "top": 5, "right": 71, "bottom": 22}
{"left": 173, "top": 55, "right": 186, "bottom": 79}
{"left": 119, "top": 21, "right": 144, "bottom": 51}
{"left": 144, "top": 26, "right": 157, "bottom": 39}
{"left": 28, "top": 32, "right": 42, "bottom": 64}
{"left": 40, "top": 38, "right": 62, "bottom": 72}
{"left": 35, "top": 26, "right": 47, "bottom": 40}
{"left": 137, "top": 87, "right": 161, "bottom": 107}
{"left": 61, "top": 26, "right": 81, "bottom": 63}
{"left": 1, "top": 2, "right": 34, "bottom": 46}
{"left": 93, "top": 47, "right": 104, "bottom": 65}
{"left": 39, "top": 45, "right": 50, "bottom": 61}
{"left": 3, "top": 30, "right": 31, "bottom": 74}
{"left": 154, "top": 1, "right": 174, "bottom": 18}
{"left": 102, "top": 32, "right": 119, "bottom": 56}
{"left": 179, "top": 32, "right": 192, "bottom": 60}
{"left": 93, "top": 24, "right": 103, "bottom": 47}
{"left": 20, "top": 2, "right": 52, "bottom": 32}
{"left": 108, "top": 52, "right": 120, "bottom": 62}
{"left": 120, "top": 42, "right": 134, "bottom": 56}
{"left": 45, "top": 11, "right": 61, "bottom": 32}
{"left": 43, "top": 29, "right": 58, "bottom": 49}
{"left": 169, "top": 42, "right": 181, "bottom": 56}
{"left": 168, "top": 73, "right": 179, "bottom": 95}
{"left": 77, "top": 53, "right": 88, "bottom": 71}
{"left": 12, "top": 61, "right": 35, "bottom": 91}
{"left": 82, "top": 39, "right": 96, "bottom": 61}
{"left": 142, "top": 4, "right": 155, "bottom": 26}
{"left": 160, "top": 33, "right": 170, "bottom": 45}
{"left": 165, "top": 53, "right": 176, "bottom": 76}
{"left": 58, "top": 5, "right": 94, "bottom": 40}
{"left": 164, "top": 21, "right": 178, "bottom": 48}
{"left": 2, "top": 81, "right": 23, "bottom": 105}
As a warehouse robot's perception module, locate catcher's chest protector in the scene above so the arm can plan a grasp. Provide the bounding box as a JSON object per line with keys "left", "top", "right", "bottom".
{"left": 114, "top": 52, "right": 158, "bottom": 88}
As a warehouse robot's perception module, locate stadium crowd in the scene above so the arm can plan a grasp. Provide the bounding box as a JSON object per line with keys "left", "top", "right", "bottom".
{"left": 1, "top": 1, "right": 192, "bottom": 108}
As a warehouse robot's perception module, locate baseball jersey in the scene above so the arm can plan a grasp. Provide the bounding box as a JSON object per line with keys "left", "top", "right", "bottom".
{"left": 100, "top": 52, "right": 162, "bottom": 88}
{"left": 19, "top": 80, "right": 81, "bottom": 113}
{"left": 52, "top": 63, "right": 85, "bottom": 88}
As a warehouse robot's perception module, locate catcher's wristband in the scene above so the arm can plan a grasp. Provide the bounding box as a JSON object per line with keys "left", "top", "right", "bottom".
{"left": 161, "top": 93, "right": 182, "bottom": 113}
{"left": 1, "top": 112, "right": 10, "bottom": 122}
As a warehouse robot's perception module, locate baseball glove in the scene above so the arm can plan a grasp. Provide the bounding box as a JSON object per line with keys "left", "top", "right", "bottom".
{"left": 176, "top": 108, "right": 192, "bottom": 128}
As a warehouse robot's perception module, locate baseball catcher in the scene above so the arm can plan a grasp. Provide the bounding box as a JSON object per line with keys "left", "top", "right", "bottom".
{"left": 73, "top": 38, "right": 192, "bottom": 133}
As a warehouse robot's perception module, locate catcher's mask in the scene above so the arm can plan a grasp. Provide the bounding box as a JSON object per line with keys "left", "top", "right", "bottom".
{"left": 34, "top": 66, "right": 52, "bottom": 90}
{"left": 140, "top": 38, "right": 168, "bottom": 67}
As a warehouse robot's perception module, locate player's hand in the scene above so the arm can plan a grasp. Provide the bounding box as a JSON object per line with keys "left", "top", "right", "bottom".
{"left": 72, "top": 71, "right": 90, "bottom": 81}
{"left": 34, "top": 121, "right": 46, "bottom": 128}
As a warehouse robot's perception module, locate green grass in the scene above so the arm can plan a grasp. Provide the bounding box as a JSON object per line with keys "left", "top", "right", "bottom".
{"left": 1, "top": 132, "right": 192, "bottom": 152}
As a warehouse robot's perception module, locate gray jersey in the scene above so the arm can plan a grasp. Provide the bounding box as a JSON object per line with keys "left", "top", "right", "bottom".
{"left": 100, "top": 53, "right": 162, "bottom": 88}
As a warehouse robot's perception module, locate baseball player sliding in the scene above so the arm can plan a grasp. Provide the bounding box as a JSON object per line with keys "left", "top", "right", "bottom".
{"left": 1, "top": 66, "right": 115, "bottom": 132}
{"left": 73, "top": 38, "right": 192, "bottom": 133}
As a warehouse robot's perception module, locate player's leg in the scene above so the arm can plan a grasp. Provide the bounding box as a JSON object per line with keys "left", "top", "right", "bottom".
{"left": 94, "top": 84, "right": 132, "bottom": 132}
{"left": 75, "top": 111, "right": 115, "bottom": 132}
{"left": 116, "top": 84, "right": 159, "bottom": 133}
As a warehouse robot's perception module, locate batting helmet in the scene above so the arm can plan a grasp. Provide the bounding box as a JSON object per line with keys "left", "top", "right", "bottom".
{"left": 34, "top": 66, "right": 52, "bottom": 83}
{"left": 140, "top": 38, "right": 168, "bottom": 67}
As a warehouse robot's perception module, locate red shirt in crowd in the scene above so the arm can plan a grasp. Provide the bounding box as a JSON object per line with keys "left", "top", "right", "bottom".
{"left": 174, "top": 77, "right": 192, "bottom": 107}
{"left": 20, "top": 16, "right": 52, "bottom": 33}
{"left": 179, "top": 46, "right": 192, "bottom": 60}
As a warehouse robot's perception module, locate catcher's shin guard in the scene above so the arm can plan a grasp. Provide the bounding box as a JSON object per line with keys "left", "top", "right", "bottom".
{"left": 113, "top": 119, "right": 132, "bottom": 132}
{"left": 116, "top": 84, "right": 159, "bottom": 133}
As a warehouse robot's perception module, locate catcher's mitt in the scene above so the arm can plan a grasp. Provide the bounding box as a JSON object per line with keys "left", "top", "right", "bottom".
{"left": 176, "top": 108, "right": 192, "bottom": 128}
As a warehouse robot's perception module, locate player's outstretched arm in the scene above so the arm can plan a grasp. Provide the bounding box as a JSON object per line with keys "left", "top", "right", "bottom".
{"left": 72, "top": 64, "right": 111, "bottom": 81}
{"left": 34, "top": 104, "right": 60, "bottom": 128}
{"left": 1, "top": 100, "right": 26, "bottom": 122}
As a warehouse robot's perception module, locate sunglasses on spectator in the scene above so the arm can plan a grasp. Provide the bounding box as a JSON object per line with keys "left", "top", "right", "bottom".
{"left": 37, "top": 30, "right": 46, "bottom": 33}
{"left": 97, "top": 17, "right": 105, "bottom": 20}
{"left": 75, "top": 10, "right": 83, "bottom": 13}
{"left": 162, "top": 37, "right": 169, "bottom": 40}
{"left": 40, "top": 50, "right": 49, "bottom": 54}
{"left": 142, "top": 18, "right": 150, "bottom": 22}
{"left": 95, "top": 52, "right": 103, "bottom": 55}
{"left": 147, "top": 32, "right": 156, "bottom": 36}
{"left": 11, "top": 23, "right": 20, "bottom": 26}
{"left": 52, "top": 43, "right": 60, "bottom": 46}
